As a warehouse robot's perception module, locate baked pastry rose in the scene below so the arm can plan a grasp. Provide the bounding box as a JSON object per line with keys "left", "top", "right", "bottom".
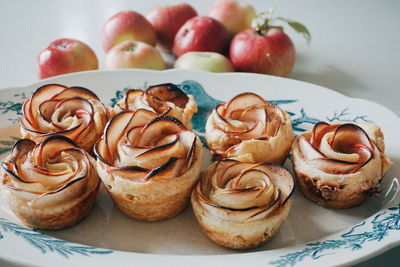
{"left": 112, "top": 83, "right": 197, "bottom": 129}
{"left": 291, "top": 122, "right": 392, "bottom": 208}
{"left": 205, "top": 92, "right": 294, "bottom": 163}
{"left": 191, "top": 160, "right": 294, "bottom": 249}
{"left": 94, "top": 109, "right": 203, "bottom": 222}
{"left": 1, "top": 135, "right": 100, "bottom": 229}
{"left": 20, "top": 84, "right": 108, "bottom": 152}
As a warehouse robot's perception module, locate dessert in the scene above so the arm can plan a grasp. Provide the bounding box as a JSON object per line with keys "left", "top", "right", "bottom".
{"left": 94, "top": 109, "right": 203, "bottom": 222}
{"left": 191, "top": 160, "right": 294, "bottom": 249}
{"left": 20, "top": 84, "right": 108, "bottom": 152}
{"left": 205, "top": 92, "right": 294, "bottom": 163}
{"left": 291, "top": 122, "right": 392, "bottom": 208}
{"left": 1, "top": 135, "right": 100, "bottom": 229}
{"left": 112, "top": 83, "right": 197, "bottom": 129}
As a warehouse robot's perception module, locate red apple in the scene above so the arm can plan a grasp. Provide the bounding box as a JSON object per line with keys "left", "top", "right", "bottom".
{"left": 102, "top": 11, "right": 156, "bottom": 52}
{"left": 103, "top": 40, "right": 165, "bottom": 70}
{"left": 37, "top": 38, "right": 98, "bottom": 79}
{"left": 174, "top": 52, "right": 234, "bottom": 72}
{"left": 230, "top": 28, "right": 295, "bottom": 76}
{"left": 207, "top": 0, "right": 256, "bottom": 37}
{"left": 173, "top": 16, "right": 229, "bottom": 58}
{"left": 146, "top": 3, "right": 197, "bottom": 53}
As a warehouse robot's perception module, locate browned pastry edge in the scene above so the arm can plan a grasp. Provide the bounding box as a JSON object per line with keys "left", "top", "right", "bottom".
{"left": 9, "top": 182, "right": 100, "bottom": 230}
{"left": 108, "top": 189, "right": 191, "bottom": 222}
{"left": 193, "top": 203, "right": 291, "bottom": 250}
{"left": 293, "top": 162, "right": 370, "bottom": 209}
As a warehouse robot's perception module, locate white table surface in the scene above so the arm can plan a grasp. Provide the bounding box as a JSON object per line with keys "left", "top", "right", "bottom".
{"left": 0, "top": 0, "right": 398, "bottom": 266}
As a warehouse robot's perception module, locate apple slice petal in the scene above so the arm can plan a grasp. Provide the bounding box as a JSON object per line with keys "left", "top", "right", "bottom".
{"left": 53, "top": 86, "right": 100, "bottom": 101}
{"left": 110, "top": 166, "right": 149, "bottom": 181}
{"left": 297, "top": 135, "right": 325, "bottom": 160}
{"left": 146, "top": 83, "right": 189, "bottom": 109}
{"left": 11, "top": 139, "right": 36, "bottom": 161}
{"left": 137, "top": 115, "right": 186, "bottom": 146}
{"left": 104, "top": 111, "right": 135, "bottom": 161}
{"left": 54, "top": 97, "right": 94, "bottom": 116}
{"left": 224, "top": 92, "right": 266, "bottom": 116}
{"left": 213, "top": 105, "right": 238, "bottom": 131}
{"left": 310, "top": 122, "right": 338, "bottom": 147}
{"left": 311, "top": 158, "right": 359, "bottom": 174}
{"left": 259, "top": 163, "right": 295, "bottom": 204}
{"left": 330, "top": 123, "right": 374, "bottom": 152}
{"left": 30, "top": 84, "right": 67, "bottom": 124}
{"left": 39, "top": 100, "right": 59, "bottom": 122}
{"left": 144, "top": 157, "right": 182, "bottom": 181}
{"left": 94, "top": 139, "right": 112, "bottom": 165}
{"left": 126, "top": 108, "right": 158, "bottom": 129}
{"left": 136, "top": 134, "right": 179, "bottom": 159}
{"left": 36, "top": 135, "right": 77, "bottom": 167}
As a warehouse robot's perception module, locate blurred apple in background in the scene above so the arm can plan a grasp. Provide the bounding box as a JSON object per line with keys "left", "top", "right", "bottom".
{"left": 102, "top": 11, "right": 156, "bottom": 52}
{"left": 230, "top": 28, "right": 295, "bottom": 77}
{"left": 174, "top": 52, "right": 234, "bottom": 72}
{"left": 173, "top": 16, "right": 229, "bottom": 58}
{"left": 207, "top": 0, "right": 256, "bottom": 37}
{"left": 230, "top": 9, "right": 310, "bottom": 77}
{"left": 146, "top": 3, "right": 197, "bottom": 53}
{"left": 103, "top": 40, "right": 165, "bottom": 70}
{"left": 37, "top": 38, "right": 98, "bottom": 79}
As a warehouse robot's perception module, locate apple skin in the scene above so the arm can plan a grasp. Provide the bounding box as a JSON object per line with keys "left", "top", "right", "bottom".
{"left": 37, "top": 38, "right": 98, "bottom": 79}
{"left": 174, "top": 52, "right": 234, "bottom": 72}
{"left": 103, "top": 40, "right": 166, "bottom": 70}
{"left": 102, "top": 11, "right": 156, "bottom": 52}
{"left": 207, "top": 0, "right": 256, "bottom": 37}
{"left": 230, "top": 28, "right": 295, "bottom": 77}
{"left": 146, "top": 3, "right": 197, "bottom": 53}
{"left": 173, "top": 16, "right": 229, "bottom": 58}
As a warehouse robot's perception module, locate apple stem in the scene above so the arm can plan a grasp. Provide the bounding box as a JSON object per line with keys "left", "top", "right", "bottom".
{"left": 55, "top": 42, "right": 70, "bottom": 50}
{"left": 252, "top": 7, "right": 311, "bottom": 43}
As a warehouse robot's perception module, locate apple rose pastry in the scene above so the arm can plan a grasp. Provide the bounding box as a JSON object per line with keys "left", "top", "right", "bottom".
{"left": 0, "top": 135, "right": 100, "bottom": 229}
{"left": 205, "top": 92, "right": 294, "bottom": 163}
{"left": 191, "top": 160, "right": 295, "bottom": 249}
{"left": 112, "top": 83, "right": 197, "bottom": 128}
{"left": 291, "top": 122, "right": 392, "bottom": 208}
{"left": 20, "top": 84, "right": 108, "bottom": 152}
{"left": 94, "top": 109, "right": 203, "bottom": 222}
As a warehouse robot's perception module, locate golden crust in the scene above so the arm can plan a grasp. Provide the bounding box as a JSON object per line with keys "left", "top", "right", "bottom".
{"left": 2, "top": 177, "right": 100, "bottom": 229}
{"left": 293, "top": 162, "right": 368, "bottom": 209}
{"left": 192, "top": 194, "right": 291, "bottom": 249}
{"left": 98, "top": 138, "right": 204, "bottom": 222}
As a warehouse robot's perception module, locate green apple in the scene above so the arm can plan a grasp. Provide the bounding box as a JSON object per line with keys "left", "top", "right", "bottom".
{"left": 103, "top": 40, "right": 165, "bottom": 70}
{"left": 174, "top": 52, "right": 234, "bottom": 73}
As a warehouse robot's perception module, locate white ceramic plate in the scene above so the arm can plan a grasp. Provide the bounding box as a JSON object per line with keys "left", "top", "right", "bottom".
{"left": 0, "top": 69, "right": 399, "bottom": 267}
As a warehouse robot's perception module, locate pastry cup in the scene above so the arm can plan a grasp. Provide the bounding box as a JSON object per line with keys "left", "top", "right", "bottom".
{"left": 1, "top": 136, "right": 100, "bottom": 229}
{"left": 112, "top": 83, "right": 197, "bottom": 129}
{"left": 94, "top": 110, "right": 203, "bottom": 222}
{"left": 205, "top": 92, "right": 294, "bottom": 164}
{"left": 20, "top": 84, "right": 108, "bottom": 152}
{"left": 291, "top": 122, "right": 392, "bottom": 208}
{"left": 191, "top": 160, "right": 294, "bottom": 249}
